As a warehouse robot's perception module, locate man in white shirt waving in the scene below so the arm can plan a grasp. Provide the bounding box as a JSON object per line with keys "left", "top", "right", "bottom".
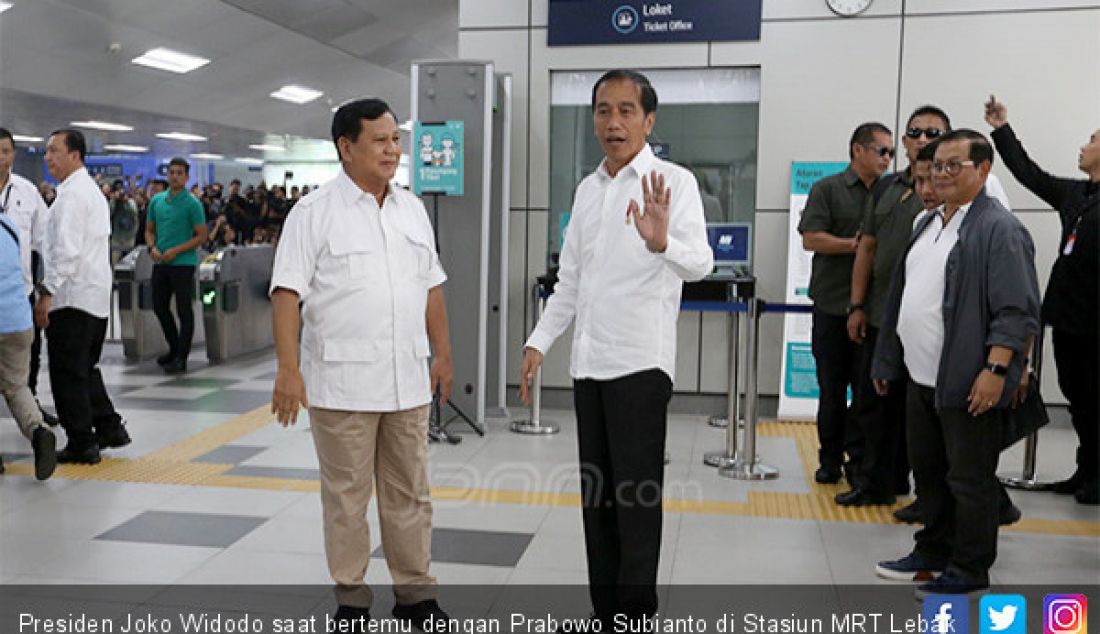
{"left": 270, "top": 99, "right": 454, "bottom": 631}
{"left": 35, "top": 129, "right": 129, "bottom": 465}
{"left": 520, "top": 70, "right": 713, "bottom": 624}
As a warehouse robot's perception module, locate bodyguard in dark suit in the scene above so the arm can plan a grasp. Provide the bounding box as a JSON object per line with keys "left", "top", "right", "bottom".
{"left": 871, "top": 130, "right": 1041, "bottom": 597}
{"left": 986, "top": 96, "right": 1099, "bottom": 505}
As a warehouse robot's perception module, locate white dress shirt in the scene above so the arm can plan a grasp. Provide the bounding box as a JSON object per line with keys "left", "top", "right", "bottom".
{"left": 526, "top": 143, "right": 713, "bottom": 381}
{"left": 42, "top": 167, "right": 112, "bottom": 318}
{"left": 270, "top": 170, "right": 446, "bottom": 412}
{"left": 897, "top": 202, "right": 972, "bottom": 388}
{"left": 1, "top": 172, "right": 49, "bottom": 294}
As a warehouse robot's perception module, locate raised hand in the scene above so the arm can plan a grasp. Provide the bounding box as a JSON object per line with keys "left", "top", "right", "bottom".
{"left": 629, "top": 170, "right": 670, "bottom": 253}
{"left": 984, "top": 95, "right": 1008, "bottom": 129}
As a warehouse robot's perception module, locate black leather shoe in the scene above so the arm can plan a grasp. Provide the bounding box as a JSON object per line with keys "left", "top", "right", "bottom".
{"left": 333, "top": 606, "right": 371, "bottom": 632}
{"left": 1075, "top": 481, "right": 1099, "bottom": 505}
{"left": 1051, "top": 473, "right": 1084, "bottom": 495}
{"left": 156, "top": 352, "right": 176, "bottom": 367}
{"left": 32, "top": 426, "right": 57, "bottom": 481}
{"left": 893, "top": 500, "right": 922, "bottom": 524}
{"left": 835, "top": 487, "right": 895, "bottom": 507}
{"left": 163, "top": 357, "right": 187, "bottom": 374}
{"left": 96, "top": 424, "right": 131, "bottom": 450}
{"left": 998, "top": 501, "right": 1022, "bottom": 526}
{"left": 815, "top": 466, "right": 841, "bottom": 484}
{"left": 393, "top": 599, "right": 450, "bottom": 632}
{"left": 57, "top": 444, "right": 101, "bottom": 465}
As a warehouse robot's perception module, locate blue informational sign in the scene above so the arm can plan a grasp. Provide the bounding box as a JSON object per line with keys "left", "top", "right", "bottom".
{"left": 412, "top": 120, "right": 464, "bottom": 196}
{"left": 548, "top": 0, "right": 762, "bottom": 46}
{"left": 706, "top": 223, "right": 751, "bottom": 265}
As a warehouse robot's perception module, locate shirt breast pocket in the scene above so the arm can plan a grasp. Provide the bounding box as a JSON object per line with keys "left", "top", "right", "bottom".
{"left": 328, "top": 232, "right": 380, "bottom": 287}
{"left": 400, "top": 230, "right": 435, "bottom": 281}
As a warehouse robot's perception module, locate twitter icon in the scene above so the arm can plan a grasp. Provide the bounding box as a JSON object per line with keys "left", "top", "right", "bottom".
{"left": 981, "top": 595, "right": 1027, "bottom": 634}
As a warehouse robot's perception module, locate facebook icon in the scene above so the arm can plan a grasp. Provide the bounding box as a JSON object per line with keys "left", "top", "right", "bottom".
{"left": 923, "top": 595, "right": 970, "bottom": 634}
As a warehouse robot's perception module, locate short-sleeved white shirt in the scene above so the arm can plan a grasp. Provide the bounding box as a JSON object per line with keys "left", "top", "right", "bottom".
{"left": 270, "top": 170, "right": 446, "bottom": 412}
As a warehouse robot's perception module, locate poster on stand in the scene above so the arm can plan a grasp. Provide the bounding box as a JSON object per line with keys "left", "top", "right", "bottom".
{"left": 412, "top": 120, "right": 464, "bottom": 196}
{"left": 778, "top": 161, "right": 848, "bottom": 420}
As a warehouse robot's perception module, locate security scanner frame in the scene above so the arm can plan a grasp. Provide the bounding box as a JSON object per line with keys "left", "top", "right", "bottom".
{"left": 198, "top": 244, "right": 275, "bottom": 364}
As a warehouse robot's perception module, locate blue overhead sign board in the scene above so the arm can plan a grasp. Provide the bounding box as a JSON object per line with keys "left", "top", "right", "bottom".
{"left": 548, "top": 0, "right": 762, "bottom": 46}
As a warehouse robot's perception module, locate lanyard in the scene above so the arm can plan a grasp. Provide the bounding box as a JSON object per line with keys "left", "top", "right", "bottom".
{"left": 0, "top": 182, "right": 12, "bottom": 215}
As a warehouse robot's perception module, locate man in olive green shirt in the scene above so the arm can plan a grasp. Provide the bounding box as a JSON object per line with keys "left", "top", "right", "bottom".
{"left": 797, "top": 122, "right": 894, "bottom": 485}
{"left": 145, "top": 157, "right": 207, "bottom": 374}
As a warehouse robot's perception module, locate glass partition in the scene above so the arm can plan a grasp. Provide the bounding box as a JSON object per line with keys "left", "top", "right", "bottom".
{"left": 548, "top": 68, "right": 761, "bottom": 271}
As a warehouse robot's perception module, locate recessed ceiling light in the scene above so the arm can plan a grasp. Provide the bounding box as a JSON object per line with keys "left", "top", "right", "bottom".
{"left": 156, "top": 132, "right": 207, "bottom": 142}
{"left": 103, "top": 144, "right": 148, "bottom": 153}
{"left": 235, "top": 157, "right": 264, "bottom": 165}
{"left": 189, "top": 152, "right": 223, "bottom": 160}
{"left": 131, "top": 47, "right": 210, "bottom": 74}
{"left": 248, "top": 144, "right": 285, "bottom": 152}
{"left": 0, "top": 3, "right": 13, "bottom": 14}
{"left": 270, "top": 84, "right": 323, "bottom": 105}
{"left": 11, "top": 134, "right": 43, "bottom": 143}
{"left": 70, "top": 120, "right": 134, "bottom": 132}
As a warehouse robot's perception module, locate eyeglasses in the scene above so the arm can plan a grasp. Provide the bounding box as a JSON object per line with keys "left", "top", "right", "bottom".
{"left": 906, "top": 127, "right": 943, "bottom": 140}
{"left": 864, "top": 144, "right": 895, "bottom": 159}
{"left": 931, "top": 159, "right": 976, "bottom": 176}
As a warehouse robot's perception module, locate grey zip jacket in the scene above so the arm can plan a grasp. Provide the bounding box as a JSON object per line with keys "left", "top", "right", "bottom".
{"left": 872, "top": 189, "right": 1042, "bottom": 410}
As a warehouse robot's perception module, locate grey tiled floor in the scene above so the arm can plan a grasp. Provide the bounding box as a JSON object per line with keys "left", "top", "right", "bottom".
{"left": 0, "top": 342, "right": 1095, "bottom": 587}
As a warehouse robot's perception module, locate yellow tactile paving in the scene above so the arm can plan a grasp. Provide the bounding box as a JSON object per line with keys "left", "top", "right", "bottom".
{"left": 6, "top": 407, "right": 1099, "bottom": 538}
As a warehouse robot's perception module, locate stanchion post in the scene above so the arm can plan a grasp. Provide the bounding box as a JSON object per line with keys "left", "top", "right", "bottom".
{"left": 1002, "top": 328, "right": 1051, "bottom": 490}
{"left": 718, "top": 297, "right": 778, "bottom": 481}
{"left": 511, "top": 282, "right": 560, "bottom": 435}
{"left": 704, "top": 310, "right": 741, "bottom": 467}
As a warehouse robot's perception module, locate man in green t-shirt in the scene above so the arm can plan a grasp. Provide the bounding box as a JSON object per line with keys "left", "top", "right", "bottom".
{"left": 145, "top": 157, "right": 208, "bottom": 374}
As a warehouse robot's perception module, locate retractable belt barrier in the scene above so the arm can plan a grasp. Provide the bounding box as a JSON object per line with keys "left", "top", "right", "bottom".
{"left": 511, "top": 282, "right": 560, "bottom": 435}
{"left": 1002, "top": 328, "right": 1052, "bottom": 491}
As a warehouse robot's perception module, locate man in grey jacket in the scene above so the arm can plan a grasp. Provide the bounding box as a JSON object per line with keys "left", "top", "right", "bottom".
{"left": 870, "top": 130, "right": 1041, "bottom": 597}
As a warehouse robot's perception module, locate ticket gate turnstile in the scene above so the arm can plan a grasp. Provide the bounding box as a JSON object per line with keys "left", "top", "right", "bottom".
{"left": 115, "top": 247, "right": 206, "bottom": 362}
{"left": 198, "top": 244, "right": 275, "bottom": 363}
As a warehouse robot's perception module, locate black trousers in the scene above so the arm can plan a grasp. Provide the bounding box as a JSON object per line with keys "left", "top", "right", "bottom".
{"left": 1052, "top": 328, "right": 1099, "bottom": 483}
{"left": 574, "top": 369, "right": 672, "bottom": 620}
{"left": 152, "top": 264, "right": 197, "bottom": 360}
{"left": 907, "top": 381, "right": 1002, "bottom": 584}
{"left": 811, "top": 308, "right": 864, "bottom": 472}
{"left": 853, "top": 326, "right": 909, "bottom": 495}
{"left": 46, "top": 308, "right": 122, "bottom": 448}
{"left": 27, "top": 292, "right": 44, "bottom": 395}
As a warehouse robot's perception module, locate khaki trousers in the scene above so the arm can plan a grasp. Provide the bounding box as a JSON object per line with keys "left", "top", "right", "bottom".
{"left": 309, "top": 404, "right": 436, "bottom": 609}
{"left": 0, "top": 328, "right": 44, "bottom": 440}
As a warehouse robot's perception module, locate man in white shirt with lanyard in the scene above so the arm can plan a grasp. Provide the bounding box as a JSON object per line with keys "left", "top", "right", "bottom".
{"left": 520, "top": 69, "right": 713, "bottom": 624}
{"left": 34, "top": 129, "right": 129, "bottom": 465}
{"left": 0, "top": 127, "right": 58, "bottom": 427}
{"left": 270, "top": 99, "right": 454, "bottom": 631}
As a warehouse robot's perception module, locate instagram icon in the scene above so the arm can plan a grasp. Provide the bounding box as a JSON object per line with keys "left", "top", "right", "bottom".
{"left": 1045, "top": 594, "right": 1088, "bottom": 634}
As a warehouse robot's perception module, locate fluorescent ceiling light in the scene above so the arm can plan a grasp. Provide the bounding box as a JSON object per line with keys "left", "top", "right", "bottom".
{"left": 156, "top": 132, "right": 207, "bottom": 142}
{"left": 270, "top": 84, "right": 323, "bottom": 105}
{"left": 0, "top": 3, "right": 13, "bottom": 14}
{"left": 11, "top": 134, "right": 43, "bottom": 143}
{"left": 131, "top": 47, "right": 210, "bottom": 74}
{"left": 248, "top": 144, "right": 285, "bottom": 152}
{"left": 235, "top": 157, "right": 264, "bottom": 165}
{"left": 189, "top": 152, "right": 223, "bottom": 160}
{"left": 71, "top": 120, "right": 134, "bottom": 132}
{"left": 103, "top": 144, "right": 148, "bottom": 153}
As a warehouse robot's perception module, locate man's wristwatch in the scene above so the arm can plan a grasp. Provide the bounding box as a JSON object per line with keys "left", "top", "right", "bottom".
{"left": 846, "top": 303, "right": 864, "bottom": 315}
{"left": 983, "top": 362, "right": 1008, "bottom": 376}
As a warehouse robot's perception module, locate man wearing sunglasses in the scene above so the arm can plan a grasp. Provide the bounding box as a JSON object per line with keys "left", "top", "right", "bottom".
{"left": 843, "top": 107, "right": 1015, "bottom": 516}
{"left": 798, "top": 122, "right": 893, "bottom": 485}
{"left": 872, "top": 130, "right": 1041, "bottom": 597}
{"left": 986, "top": 96, "right": 1099, "bottom": 505}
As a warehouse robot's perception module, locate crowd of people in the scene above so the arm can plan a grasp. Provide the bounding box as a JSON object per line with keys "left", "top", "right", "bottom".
{"left": 35, "top": 173, "right": 319, "bottom": 255}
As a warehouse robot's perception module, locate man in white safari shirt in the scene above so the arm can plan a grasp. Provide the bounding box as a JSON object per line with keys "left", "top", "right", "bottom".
{"left": 270, "top": 99, "right": 454, "bottom": 631}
